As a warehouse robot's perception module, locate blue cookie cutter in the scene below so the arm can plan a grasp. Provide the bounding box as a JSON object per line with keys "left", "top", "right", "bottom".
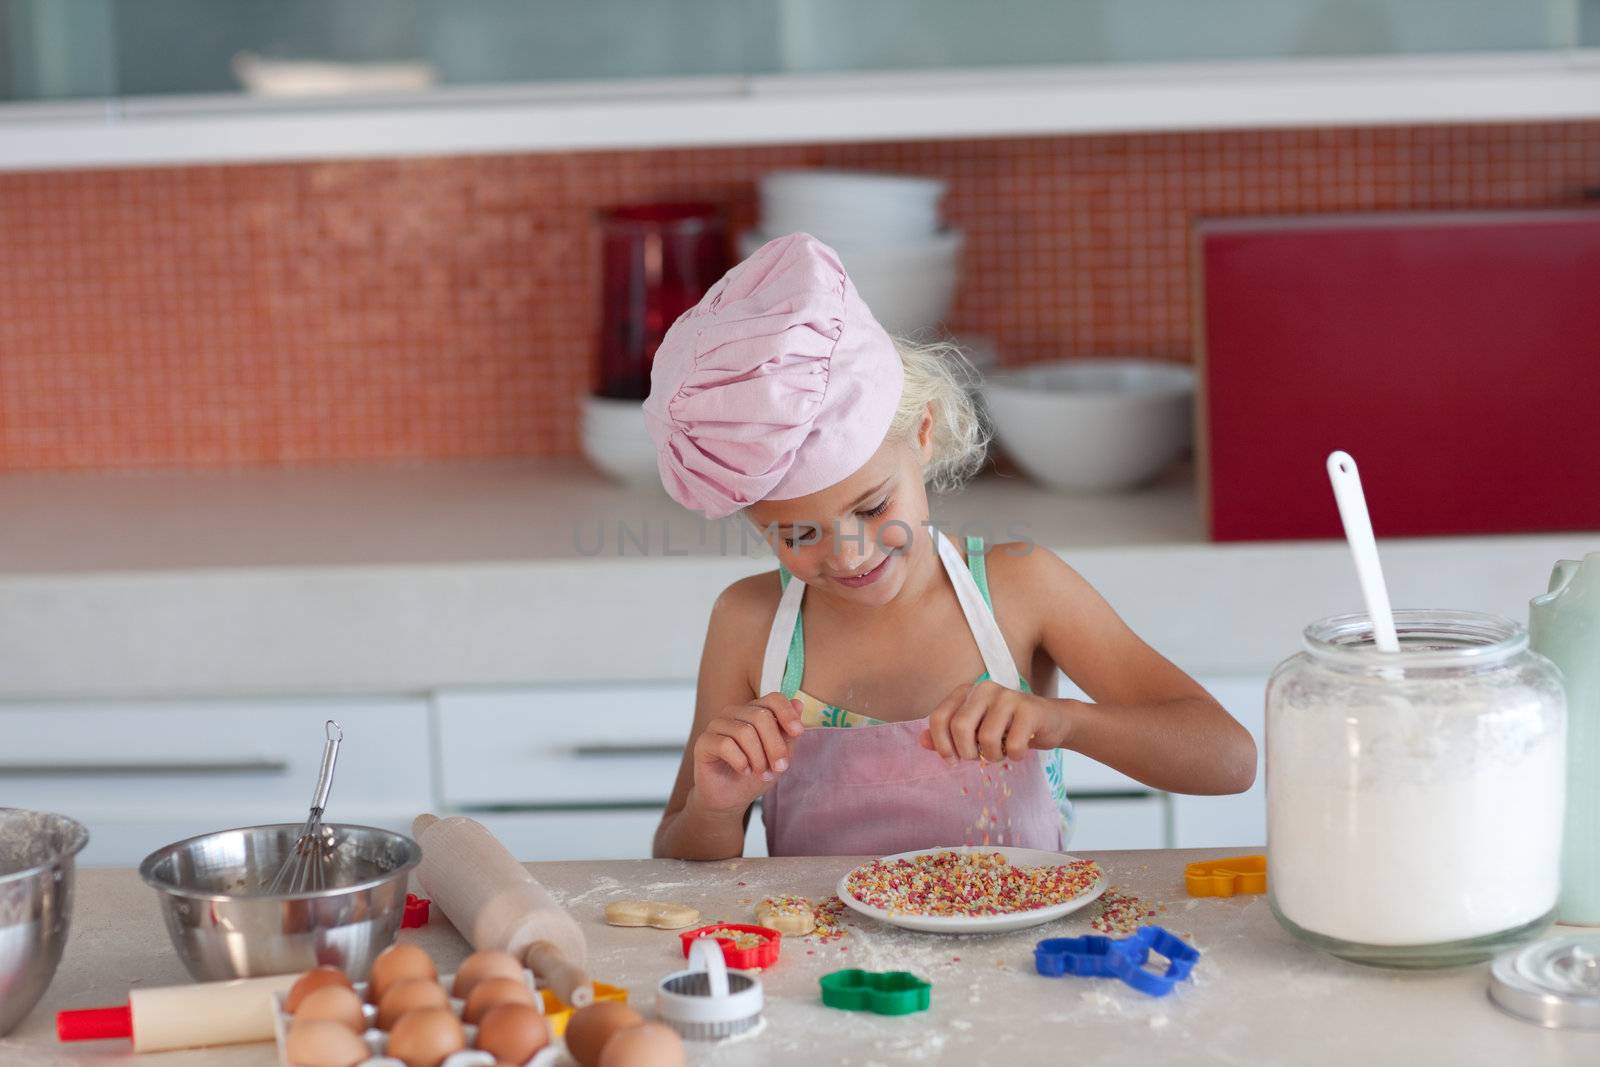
{"left": 1034, "top": 925, "right": 1200, "bottom": 997}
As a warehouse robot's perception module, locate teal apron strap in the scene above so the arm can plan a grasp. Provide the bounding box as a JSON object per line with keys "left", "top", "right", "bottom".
{"left": 777, "top": 567, "right": 805, "bottom": 698}
{"left": 965, "top": 535, "right": 994, "bottom": 611}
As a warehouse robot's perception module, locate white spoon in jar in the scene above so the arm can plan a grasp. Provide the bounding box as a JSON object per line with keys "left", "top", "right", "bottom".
{"left": 1326, "top": 450, "right": 1400, "bottom": 653}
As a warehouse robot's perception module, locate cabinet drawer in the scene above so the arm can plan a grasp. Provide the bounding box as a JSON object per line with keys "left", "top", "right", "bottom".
{"left": 469, "top": 807, "right": 768, "bottom": 862}
{"left": 1171, "top": 675, "right": 1267, "bottom": 849}
{"left": 1068, "top": 795, "right": 1170, "bottom": 851}
{"left": 1050, "top": 673, "right": 1151, "bottom": 795}
{"left": 0, "top": 698, "right": 433, "bottom": 832}
{"left": 436, "top": 686, "right": 694, "bottom": 807}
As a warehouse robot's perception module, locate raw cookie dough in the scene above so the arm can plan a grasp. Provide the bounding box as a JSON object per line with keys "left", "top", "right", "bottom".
{"left": 756, "top": 895, "right": 816, "bottom": 936}
{"left": 604, "top": 900, "right": 701, "bottom": 929}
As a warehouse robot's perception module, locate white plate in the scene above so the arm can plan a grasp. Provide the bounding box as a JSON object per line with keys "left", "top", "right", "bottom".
{"left": 837, "top": 845, "right": 1108, "bottom": 935}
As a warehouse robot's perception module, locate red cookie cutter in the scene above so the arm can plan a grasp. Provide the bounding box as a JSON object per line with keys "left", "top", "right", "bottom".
{"left": 402, "top": 893, "right": 432, "bottom": 928}
{"left": 679, "top": 923, "right": 781, "bottom": 970}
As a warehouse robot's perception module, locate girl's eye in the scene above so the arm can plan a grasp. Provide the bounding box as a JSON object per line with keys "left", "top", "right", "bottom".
{"left": 859, "top": 498, "right": 891, "bottom": 519}
{"left": 782, "top": 537, "right": 796, "bottom": 549}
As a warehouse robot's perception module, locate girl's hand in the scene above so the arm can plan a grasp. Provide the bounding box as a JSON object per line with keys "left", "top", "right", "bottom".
{"left": 919, "top": 681, "right": 1070, "bottom": 764}
{"left": 690, "top": 694, "right": 804, "bottom": 814}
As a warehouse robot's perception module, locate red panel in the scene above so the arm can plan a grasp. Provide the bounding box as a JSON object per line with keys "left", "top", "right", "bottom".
{"left": 1199, "top": 210, "right": 1600, "bottom": 542}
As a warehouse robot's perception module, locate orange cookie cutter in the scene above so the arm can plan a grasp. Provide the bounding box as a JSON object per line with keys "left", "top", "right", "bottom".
{"left": 1184, "top": 855, "right": 1267, "bottom": 897}
{"left": 540, "top": 982, "right": 628, "bottom": 1037}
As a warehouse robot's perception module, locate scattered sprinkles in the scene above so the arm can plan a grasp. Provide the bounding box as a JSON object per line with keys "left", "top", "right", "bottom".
{"left": 1089, "top": 887, "right": 1165, "bottom": 934}
{"left": 812, "top": 896, "right": 849, "bottom": 943}
{"left": 845, "top": 850, "right": 1102, "bottom": 917}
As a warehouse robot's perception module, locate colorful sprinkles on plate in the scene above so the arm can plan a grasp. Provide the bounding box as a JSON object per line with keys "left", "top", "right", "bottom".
{"left": 845, "top": 851, "right": 1103, "bottom": 918}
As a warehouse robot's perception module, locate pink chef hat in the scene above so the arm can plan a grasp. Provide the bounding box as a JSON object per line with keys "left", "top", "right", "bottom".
{"left": 644, "top": 232, "right": 904, "bottom": 519}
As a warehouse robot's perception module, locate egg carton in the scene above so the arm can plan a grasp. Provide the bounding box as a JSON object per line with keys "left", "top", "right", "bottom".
{"left": 271, "top": 970, "right": 587, "bottom": 1067}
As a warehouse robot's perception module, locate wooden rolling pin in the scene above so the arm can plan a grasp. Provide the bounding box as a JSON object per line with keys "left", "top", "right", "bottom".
{"left": 57, "top": 973, "right": 296, "bottom": 1052}
{"left": 412, "top": 813, "right": 594, "bottom": 1008}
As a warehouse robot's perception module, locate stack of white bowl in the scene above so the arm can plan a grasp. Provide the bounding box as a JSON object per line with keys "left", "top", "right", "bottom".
{"left": 581, "top": 394, "right": 664, "bottom": 491}
{"left": 740, "top": 169, "right": 961, "bottom": 337}
{"left": 981, "top": 359, "right": 1197, "bottom": 493}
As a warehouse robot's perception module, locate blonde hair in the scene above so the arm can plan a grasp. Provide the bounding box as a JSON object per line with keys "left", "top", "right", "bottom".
{"left": 888, "top": 337, "right": 990, "bottom": 494}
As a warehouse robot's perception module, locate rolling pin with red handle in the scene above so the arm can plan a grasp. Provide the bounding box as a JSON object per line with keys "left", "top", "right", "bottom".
{"left": 412, "top": 813, "right": 594, "bottom": 1007}
{"left": 57, "top": 973, "right": 296, "bottom": 1052}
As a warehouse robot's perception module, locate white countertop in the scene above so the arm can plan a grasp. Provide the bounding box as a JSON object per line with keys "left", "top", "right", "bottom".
{"left": 0, "top": 459, "right": 1593, "bottom": 700}
{"left": 7, "top": 849, "right": 1595, "bottom": 1066}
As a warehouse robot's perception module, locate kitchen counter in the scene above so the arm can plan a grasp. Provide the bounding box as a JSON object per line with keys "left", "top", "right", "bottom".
{"left": 1, "top": 459, "right": 1594, "bottom": 698}
{"left": 7, "top": 848, "right": 1593, "bottom": 1066}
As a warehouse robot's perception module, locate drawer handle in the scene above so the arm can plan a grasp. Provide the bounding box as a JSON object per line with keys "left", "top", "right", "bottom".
{"left": 0, "top": 759, "right": 291, "bottom": 777}
{"left": 571, "top": 743, "right": 684, "bottom": 759}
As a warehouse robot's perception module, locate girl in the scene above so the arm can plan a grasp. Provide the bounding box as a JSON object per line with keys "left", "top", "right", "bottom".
{"left": 649, "top": 233, "right": 1255, "bottom": 860}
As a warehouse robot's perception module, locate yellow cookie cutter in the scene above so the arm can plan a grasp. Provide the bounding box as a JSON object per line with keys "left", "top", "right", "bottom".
{"left": 1184, "top": 855, "right": 1267, "bottom": 897}
{"left": 540, "top": 982, "right": 628, "bottom": 1037}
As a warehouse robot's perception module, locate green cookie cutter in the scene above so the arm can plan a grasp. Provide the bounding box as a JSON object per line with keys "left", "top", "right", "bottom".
{"left": 818, "top": 969, "right": 932, "bottom": 1015}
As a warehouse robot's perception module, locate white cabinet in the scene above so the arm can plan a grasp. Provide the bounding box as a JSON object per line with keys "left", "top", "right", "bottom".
{"left": 473, "top": 807, "right": 769, "bottom": 863}
{"left": 434, "top": 685, "right": 768, "bottom": 860}
{"left": 1069, "top": 795, "right": 1170, "bottom": 851}
{"left": 1054, "top": 671, "right": 1269, "bottom": 850}
{"left": 0, "top": 697, "right": 433, "bottom": 866}
{"left": 435, "top": 686, "right": 693, "bottom": 807}
{"left": 1171, "top": 676, "right": 1269, "bottom": 849}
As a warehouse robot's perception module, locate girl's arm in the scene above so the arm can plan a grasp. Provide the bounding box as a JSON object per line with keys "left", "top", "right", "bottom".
{"left": 654, "top": 578, "right": 801, "bottom": 860}
{"left": 925, "top": 547, "right": 1257, "bottom": 795}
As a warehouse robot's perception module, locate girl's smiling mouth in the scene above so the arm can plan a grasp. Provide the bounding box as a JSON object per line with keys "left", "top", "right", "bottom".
{"left": 831, "top": 554, "right": 892, "bottom": 588}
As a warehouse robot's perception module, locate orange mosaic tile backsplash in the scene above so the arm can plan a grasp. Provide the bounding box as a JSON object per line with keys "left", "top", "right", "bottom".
{"left": 2, "top": 121, "right": 1596, "bottom": 471}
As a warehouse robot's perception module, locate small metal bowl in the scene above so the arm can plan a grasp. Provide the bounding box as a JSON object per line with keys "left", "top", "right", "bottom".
{"left": 139, "top": 823, "right": 420, "bottom": 982}
{"left": 0, "top": 808, "right": 89, "bottom": 1036}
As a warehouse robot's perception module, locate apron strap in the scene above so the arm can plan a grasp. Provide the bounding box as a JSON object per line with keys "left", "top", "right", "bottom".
{"left": 759, "top": 569, "right": 807, "bottom": 696}
{"left": 935, "top": 530, "right": 1023, "bottom": 690}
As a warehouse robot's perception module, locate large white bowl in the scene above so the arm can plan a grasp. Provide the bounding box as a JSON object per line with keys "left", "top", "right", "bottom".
{"left": 760, "top": 169, "right": 946, "bottom": 244}
{"left": 738, "top": 228, "right": 962, "bottom": 337}
{"left": 981, "top": 358, "right": 1195, "bottom": 492}
{"left": 580, "top": 395, "right": 662, "bottom": 490}
{"left": 582, "top": 393, "right": 652, "bottom": 437}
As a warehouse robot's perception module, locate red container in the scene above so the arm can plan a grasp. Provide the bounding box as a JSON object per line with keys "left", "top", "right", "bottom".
{"left": 1195, "top": 209, "right": 1600, "bottom": 541}
{"left": 597, "top": 203, "right": 727, "bottom": 401}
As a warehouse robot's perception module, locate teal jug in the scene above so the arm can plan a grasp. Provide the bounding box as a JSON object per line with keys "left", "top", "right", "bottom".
{"left": 1531, "top": 552, "right": 1600, "bottom": 925}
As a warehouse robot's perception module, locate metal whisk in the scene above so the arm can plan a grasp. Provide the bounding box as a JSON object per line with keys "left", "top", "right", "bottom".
{"left": 268, "top": 719, "right": 343, "bottom": 894}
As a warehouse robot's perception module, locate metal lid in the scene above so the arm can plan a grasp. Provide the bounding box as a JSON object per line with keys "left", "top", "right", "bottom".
{"left": 1488, "top": 934, "right": 1600, "bottom": 1029}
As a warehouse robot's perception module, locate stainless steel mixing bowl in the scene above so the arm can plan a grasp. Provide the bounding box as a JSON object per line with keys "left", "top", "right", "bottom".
{"left": 139, "top": 823, "right": 420, "bottom": 982}
{"left": 0, "top": 808, "right": 89, "bottom": 1036}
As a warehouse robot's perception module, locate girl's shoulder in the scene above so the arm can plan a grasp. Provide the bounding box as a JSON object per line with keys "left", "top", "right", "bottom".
{"left": 979, "top": 540, "right": 1096, "bottom": 616}
{"left": 709, "top": 569, "right": 784, "bottom": 630}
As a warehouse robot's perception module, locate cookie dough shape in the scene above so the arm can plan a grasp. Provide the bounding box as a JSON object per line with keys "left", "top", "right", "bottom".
{"left": 604, "top": 900, "right": 701, "bottom": 929}
{"left": 756, "top": 895, "right": 816, "bottom": 936}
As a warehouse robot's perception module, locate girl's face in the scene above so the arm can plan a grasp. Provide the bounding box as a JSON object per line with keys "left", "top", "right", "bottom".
{"left": 745, "top": 407, "right": 935, "bottom": 608}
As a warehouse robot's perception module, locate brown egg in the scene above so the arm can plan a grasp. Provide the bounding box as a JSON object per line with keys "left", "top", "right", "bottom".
{"left": 385, "top": 1006, "right": 466, "bottom": 1067}
{"left": 293, "top": 983, "right": 367, "bottom": 1034}
{"left": 284, "top": 1017, "right": 371, "bottom": 1067}
{"left": 366, "top": 942, "right": 437, "bottom": 1004}
{"left": 462, "top": 975, "right": 538, "bottom": 1024}
{"left": 563, "top": 1002, "right": 644, "bottom": 1067}
{"left": 286, "top": 965, "right": 355, "bottom": 1012}
{"left": 475, "top": 1001, "right": 551, "bottom": 1064}
{"left": 597, "top": 1023, "right": 685, "bottom": 1067}
{"left": 376, "top": 977, "right": 450, "bottom": 1030}
{"left": 451, "top": 948, "right": 524, "bottom": 999}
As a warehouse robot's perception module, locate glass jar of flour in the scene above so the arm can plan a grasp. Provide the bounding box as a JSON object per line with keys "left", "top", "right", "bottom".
{"left": 1267, "top": 610, "right": 1566, "bottom": 967}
